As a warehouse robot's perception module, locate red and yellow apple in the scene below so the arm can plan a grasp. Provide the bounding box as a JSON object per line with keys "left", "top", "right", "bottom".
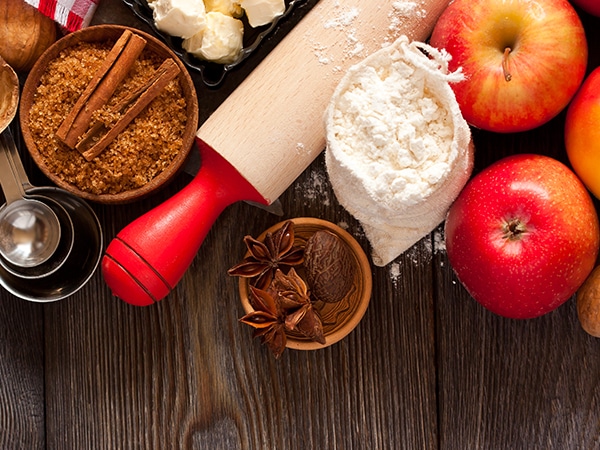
{"left": 430, "top": 0, "right": 588, "bottom": 133}
{"left": 445, "top": 154, "right": 600, "bottom": 319}
{"left": 565, "top": 67, "right": 600, "bottom": 199}
{"left": 570, "top": 0, "right": 600, "bottom": 17}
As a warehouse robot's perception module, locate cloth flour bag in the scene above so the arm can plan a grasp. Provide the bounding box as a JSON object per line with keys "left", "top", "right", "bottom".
{"left": 325, "top": 35, "right": 474, "bottom": 266}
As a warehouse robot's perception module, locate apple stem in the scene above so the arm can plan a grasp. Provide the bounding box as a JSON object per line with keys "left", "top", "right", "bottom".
{"left": 503, "top": 218, "right": 526, "bottom": 241}
{"left": 502, "top": 47, "right": 512, "bottom": 82}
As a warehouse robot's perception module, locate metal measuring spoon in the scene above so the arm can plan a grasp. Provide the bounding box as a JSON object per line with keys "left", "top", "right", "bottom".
{"left": 0, "top": 125, "right": 75, "bottom": 278}
{"left": 0, "top": 58, "right": 61, "bottom": 268}
{"left": 0, "top": 186, "right": 103, "bottom": 302}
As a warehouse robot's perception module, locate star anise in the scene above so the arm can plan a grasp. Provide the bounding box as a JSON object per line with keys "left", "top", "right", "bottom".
{"left": 273, "top": 269, "right": 325, "bottom": 345}
{"left": 239, "top": 284, "right": 288, "bottom": 358}
{"left": 239, "top": 269, "right": 325, "bottom": 358}
{"left": 228, "top": 220, "right": 304, "bottom": 290}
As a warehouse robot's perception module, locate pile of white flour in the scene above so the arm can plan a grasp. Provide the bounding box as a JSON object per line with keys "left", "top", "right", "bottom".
{"left": 325, "top": 36, "right": 473, "bottom": 266}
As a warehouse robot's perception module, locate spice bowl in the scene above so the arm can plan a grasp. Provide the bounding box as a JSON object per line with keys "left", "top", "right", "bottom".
{"left": 238, "top": 217, "right": 372, "bottom": 352}
{"left": 19, "top": 24, "right": 198, "bottom": 204}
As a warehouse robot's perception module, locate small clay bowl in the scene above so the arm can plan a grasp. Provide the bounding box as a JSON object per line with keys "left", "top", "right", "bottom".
{"left": 19, "top": 24, "right": 198, "bottom": 204}
{"left": 239, "top": 217, "right": 372, "bottom": 350}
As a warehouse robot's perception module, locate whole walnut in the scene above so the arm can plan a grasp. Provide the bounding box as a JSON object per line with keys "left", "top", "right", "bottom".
{"left": 577, "top": 265, "right": 600, "bottom": 338}
{"left": 0, "top": 0, "right": 57, "bottom": 72}
{"left": 304, "top": 230, "right": 355, "bottom": 303}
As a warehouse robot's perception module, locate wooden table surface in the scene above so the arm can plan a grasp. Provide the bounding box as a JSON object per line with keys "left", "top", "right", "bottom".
{"left": 1, "top": 0, "right": 600, "bottom": 448}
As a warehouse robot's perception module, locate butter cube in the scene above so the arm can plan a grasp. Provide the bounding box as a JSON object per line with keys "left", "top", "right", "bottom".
{"left": 239, "top": 0, "right": 285, "bottom": 27}
{"left": 182, "top": 11, "right": 244, "bottom": 64}
{"left": 204, "top": 0, "right": 243, "bottom": 17}
{"left": 149, "top": 0, "right": 207, "bottom": 39}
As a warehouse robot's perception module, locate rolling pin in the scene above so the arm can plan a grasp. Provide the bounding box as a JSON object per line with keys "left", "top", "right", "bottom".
{"left": 102, "top": 0, "right": 451, "bottom": 306}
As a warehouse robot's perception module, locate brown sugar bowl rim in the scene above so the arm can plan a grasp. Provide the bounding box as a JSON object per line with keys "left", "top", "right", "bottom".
{"left": 19, "top": 24, "right": 199, "bottom": 205}
{"left": 238, "top": 217, "right": 373, "bottom": 351}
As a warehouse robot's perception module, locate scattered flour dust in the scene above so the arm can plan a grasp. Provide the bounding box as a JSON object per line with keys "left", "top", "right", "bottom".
{"left": 323, "top": 5, "right": 360, "bottom": 29}
{"left": 388, "top": 2, "right": 427, "bottom": 34}
{"left": 294, "top": 169, "right": 331, "bottom": 207}
{"left": 387, "top": 229, "right": 447, "bottom": 286}
{"left": 321, "top": 3, "right": 363, "bottom": 62}
{"left": 309, "top": 1, "right": 428, "bottom": 67}
{"left": 336, "top": 220, "right": 351, "bottom": 231}
{"left": 389, "top": 262, "right": 402, "bottom": 286}
{"left": 433, "top": 228, "right": 446, "bottom": 252}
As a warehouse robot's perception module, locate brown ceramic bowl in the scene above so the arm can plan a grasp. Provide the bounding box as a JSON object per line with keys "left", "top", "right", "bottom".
{"left": 239, "top": 217, "right": 372, "bottom": 351}
{"left": 19, "top": 24, "right": 198, "bottom": 204}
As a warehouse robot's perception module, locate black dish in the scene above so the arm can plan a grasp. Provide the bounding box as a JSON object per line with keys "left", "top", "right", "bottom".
{"left": 122, "top": 0, "right": 303, "bottom": 87}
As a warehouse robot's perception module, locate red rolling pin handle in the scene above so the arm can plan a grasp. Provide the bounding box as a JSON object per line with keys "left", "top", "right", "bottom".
{"left": 101, "top": 138, "right": 269, "bottom": 306}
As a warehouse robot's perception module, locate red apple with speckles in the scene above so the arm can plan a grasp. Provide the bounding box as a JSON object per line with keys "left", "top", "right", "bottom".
{"left": 445, "top": 154, "right": 600, "bottom": 319}
{"left": 430, "top": 0, "right": 588, "bottom": 133}
{"left": 570, "top": 0, "right": 600, "bottom": 16}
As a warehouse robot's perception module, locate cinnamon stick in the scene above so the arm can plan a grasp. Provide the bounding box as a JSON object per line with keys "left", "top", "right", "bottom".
{"left": 56, "top": 30, "right": 147, "bottom": 148}
{"left": 76, "top": 58, "right": 181, "bottom": 161}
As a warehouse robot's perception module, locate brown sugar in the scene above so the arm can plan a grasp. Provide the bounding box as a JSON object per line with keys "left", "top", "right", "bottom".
{"left": 27, "top": 40, "right": 188, "bottom": 195}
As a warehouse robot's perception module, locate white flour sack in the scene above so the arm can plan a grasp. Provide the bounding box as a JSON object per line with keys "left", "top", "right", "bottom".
{"left": 325, "top": 35, "right": 474, "bottom": 266}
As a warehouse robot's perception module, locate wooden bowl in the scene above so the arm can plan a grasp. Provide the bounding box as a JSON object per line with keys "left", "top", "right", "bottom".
{"left": 19, "top": 24, "right": 198, "bottom": 204}
{"left": 239, "top": 218, "right": 372, "bottom": 351}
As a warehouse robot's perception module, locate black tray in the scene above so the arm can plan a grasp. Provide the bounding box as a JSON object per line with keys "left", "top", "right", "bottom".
{"left": 122, "top": 0, "right": 303, "bottom": 87}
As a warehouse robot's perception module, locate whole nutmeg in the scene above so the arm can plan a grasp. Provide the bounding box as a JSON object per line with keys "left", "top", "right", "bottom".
{"left": 0, "top": 0, "right": 58, "bottom": 72}
{"left": 304, "top": 230, "right": 355, "bottom": 303}
{"left": 576, "top": 265, "right": 600, "bottom": 338}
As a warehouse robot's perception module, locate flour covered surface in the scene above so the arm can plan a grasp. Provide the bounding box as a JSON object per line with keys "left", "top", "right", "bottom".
{"left": 325, "top": 36, "right": 473, "bottom": 266}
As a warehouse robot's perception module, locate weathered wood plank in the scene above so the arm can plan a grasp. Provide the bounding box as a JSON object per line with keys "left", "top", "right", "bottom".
{"left": 0, "top": 292, "right": 45, "bottom": 449}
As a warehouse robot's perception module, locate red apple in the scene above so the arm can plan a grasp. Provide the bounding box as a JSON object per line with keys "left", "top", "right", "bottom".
{"left": 430, "top": 0, "right": 588, "bottom": 133}
{"left": 565, "top": 67, "right": 600, "bottom": 200}
{"left": 445, "top": 154, "right": 600, "bottom": 319}
{"left": 570, "top": 0, "right": 600, "bottom": 17}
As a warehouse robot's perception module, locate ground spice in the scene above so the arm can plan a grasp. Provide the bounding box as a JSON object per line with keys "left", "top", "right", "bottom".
{"left": 28, "top": 40, "right": 188, "bottom": 195}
